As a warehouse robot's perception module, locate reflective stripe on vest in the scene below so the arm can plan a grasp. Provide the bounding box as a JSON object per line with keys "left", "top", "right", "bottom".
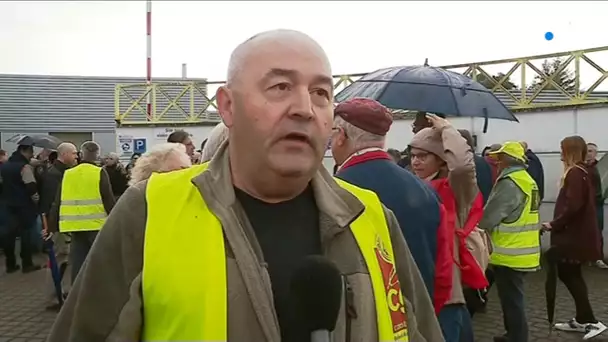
{"left": 59, "top": 163, "right": 107, "bottom": 233}
{"left": 142, "top": 163, "right": 409, "bottom": 341}
{"left": 489, "top": 169, "right": 541, "bottom": 269}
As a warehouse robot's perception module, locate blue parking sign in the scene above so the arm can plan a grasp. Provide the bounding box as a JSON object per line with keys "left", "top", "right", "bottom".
{"left": 134, "top": 138, "right": 147, "bottom": 154}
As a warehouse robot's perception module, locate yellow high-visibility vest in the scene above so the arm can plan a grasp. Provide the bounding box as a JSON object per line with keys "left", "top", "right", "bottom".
{"left": 142, "top": 163, "right": 409, "bottom": 341}
{"left": 59, "top": 163, "right": 107, "bottom": 233}
{"left": 489, "top": 169, "right": 541, "bottom": 270}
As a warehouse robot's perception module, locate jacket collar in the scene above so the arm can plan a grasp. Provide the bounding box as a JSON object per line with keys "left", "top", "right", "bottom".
{"left": 191, "top": 141, "right": 364, "bottom": 229}
{"left": 8, "top": 151, "right": 29, "bottom": 164}
{"left": 53, "top": 160, "right": 68, "bottom": 171}
{"left": 498, "top": 164, "right": 526, "bottom": 179}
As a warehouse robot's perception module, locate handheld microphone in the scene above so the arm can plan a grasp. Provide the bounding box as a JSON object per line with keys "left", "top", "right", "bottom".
{"left": 290, "top": 255, "right": 343, "bottom": 342}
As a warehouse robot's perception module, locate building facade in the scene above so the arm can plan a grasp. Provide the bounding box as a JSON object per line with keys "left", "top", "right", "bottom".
{"left": 0, "top": 73, "right": 207, "bottom": 154}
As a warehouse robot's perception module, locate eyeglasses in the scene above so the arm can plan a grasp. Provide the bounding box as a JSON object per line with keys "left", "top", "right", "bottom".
{"left": 410, "top": 151, "right": 431, "bottom": 161}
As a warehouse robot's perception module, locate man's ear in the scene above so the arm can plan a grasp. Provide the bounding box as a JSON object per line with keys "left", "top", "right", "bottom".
{"left": 216, "top": 86, "right": 233, "bottom": 127}
{"left": 336, "top": 129, "right": 347, "bottom": 147}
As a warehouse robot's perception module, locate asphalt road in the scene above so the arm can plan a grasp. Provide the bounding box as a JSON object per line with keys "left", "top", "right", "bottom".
{"left": 3, "top": 254, "right": 608, "bottom": 342}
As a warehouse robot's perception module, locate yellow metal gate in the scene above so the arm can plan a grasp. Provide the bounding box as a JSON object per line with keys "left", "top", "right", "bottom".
{"left": 115, "top": 46, "right": 608, "bottom": 126}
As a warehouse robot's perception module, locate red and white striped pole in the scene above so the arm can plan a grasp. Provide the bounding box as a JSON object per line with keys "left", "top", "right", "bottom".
{"left": 146, "top": 0, "right": 152, "bottom": 121}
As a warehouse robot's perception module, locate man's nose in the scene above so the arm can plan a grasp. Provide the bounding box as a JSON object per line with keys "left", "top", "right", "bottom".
{"left": 289, "top": 89, "right": 314, "bottom": 120}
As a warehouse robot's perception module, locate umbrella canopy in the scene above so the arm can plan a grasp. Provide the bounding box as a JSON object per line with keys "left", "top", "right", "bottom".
{"left": 6, "top": 134, "right": 62, "bottom": 150}
{"left": 335, "top": 65, "right": 518, "bottom": 124}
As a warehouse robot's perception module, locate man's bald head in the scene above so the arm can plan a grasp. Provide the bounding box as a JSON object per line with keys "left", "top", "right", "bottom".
{"left": 216, "top": 29, "right": 335, "bottom": 202}
{"left": 57, "top": 142, "right": 76, "bottom": 154}
{"left": 57, "top": 142, "right": 78, "bottom": 166}
{"left": 226, "top": 29, "right": 330, "bottom": 89}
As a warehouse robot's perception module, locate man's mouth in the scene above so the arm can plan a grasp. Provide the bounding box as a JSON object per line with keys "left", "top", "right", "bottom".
{"left": 282, "top": 132, "right": 311, "bottom": 144}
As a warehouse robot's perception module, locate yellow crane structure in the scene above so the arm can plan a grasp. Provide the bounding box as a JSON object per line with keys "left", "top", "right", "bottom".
{"left": 114, "top": 46, "right": 608, "bottom": 126}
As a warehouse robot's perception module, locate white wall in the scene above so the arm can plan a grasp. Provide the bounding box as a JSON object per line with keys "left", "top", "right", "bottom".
{"left": 115, "top": 106, "right": 608, "bottom": 202}
{"left": 383, "top": 106, "right": 608, "bottom": 153}
{"left": 381, "top": 106, "right": 608, "bottom": 203}
{"left": 115, "top": 125, "right": 216, "bottom": 160}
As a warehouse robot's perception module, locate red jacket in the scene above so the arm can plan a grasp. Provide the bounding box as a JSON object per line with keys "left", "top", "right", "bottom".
{"left": 432, "top": 201, "right": 453, "bottom": 313}
{"left": 430, "top": 178, "right": 488, "bottom": 300}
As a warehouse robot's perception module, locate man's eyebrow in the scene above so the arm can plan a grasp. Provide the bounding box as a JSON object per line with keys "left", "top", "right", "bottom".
{"left": 260, "top": 68, "right": 334, "bottom": 88}
{"left": 313, "top": 74, "right": 335, "bottom": 89}
{"left": 260, "top": 68, "right": 298, "bottom": 83}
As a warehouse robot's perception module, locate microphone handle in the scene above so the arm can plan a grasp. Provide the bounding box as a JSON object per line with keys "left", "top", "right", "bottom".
{"left": 311, "top": 329, "right": 331, "bottom": 342}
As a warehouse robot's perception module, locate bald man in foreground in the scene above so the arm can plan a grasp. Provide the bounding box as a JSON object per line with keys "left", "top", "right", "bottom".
{"left": 39, "top": 142, "right": 78, "bottom": 310}
{"left": 38, "top": 143, "right": 78, "bottom": 217}
{"left": 47, "top": 30, "right": 442, "bottom": 342}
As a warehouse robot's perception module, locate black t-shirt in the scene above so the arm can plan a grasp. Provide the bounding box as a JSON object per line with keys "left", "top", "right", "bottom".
{"left": 234, "top": 185, "right": 321, "bottom": 342}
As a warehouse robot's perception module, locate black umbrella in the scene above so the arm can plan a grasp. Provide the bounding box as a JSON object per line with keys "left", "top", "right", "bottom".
{"left": 335, "top": 64, "right": 518, "bottom": 132}
{"left": 6, "top": 134, "right": 62, "bottom": 150}
{"left": 42, "top": 214, "right": 68, "bottom": 310}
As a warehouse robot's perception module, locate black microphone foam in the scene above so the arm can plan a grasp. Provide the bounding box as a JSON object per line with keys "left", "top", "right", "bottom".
{"left": 290, "top": 255, "right": 343, "bottom": 332}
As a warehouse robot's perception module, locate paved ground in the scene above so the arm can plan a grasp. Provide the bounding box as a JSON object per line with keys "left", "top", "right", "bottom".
{"left": 3, "top": 254, "right": 608, "bottom": 342}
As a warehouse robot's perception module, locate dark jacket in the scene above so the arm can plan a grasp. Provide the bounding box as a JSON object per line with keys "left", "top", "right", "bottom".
{"left": 551, "top": 164, "right": 602, "bottom": 262}
{"left": 586, "top": 160, "right": 604, "bottom": 232}
{"left": 474, "top": 155, "right": 493, "bottom": 205}
{"left": 485, "top": 156, "right": 499, "bottom": 184}
{"left": 0, "top": 151, "right": 37, "bottom": 217}
{"left": 38, "top": 160, "right": 69, "bottom": 215}
{"left": 48, "top": 162, "right": 116, "bottom": 233}
{"left": 587, "top": 160, "right": 603, "bottom": 204}
{"left": 525, "top": 150, "right": 545, "bottom": 201}
{"left": 0, "top": 162, "right": 8, "bottom": 236}
{"left": 397, "top": 155, "right": 411, "bottom": 169}
{"left": 104, "top": 164, "right": 129, "bottom": 197}
{"left": 337, "top": 154, "right": 442, "bottom": 299}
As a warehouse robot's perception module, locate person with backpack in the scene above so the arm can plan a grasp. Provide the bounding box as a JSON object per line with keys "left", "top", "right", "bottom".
{"left": 479, "top": 142, "right": 542, "bottom": 342}
{"left": 409, "top": 114, "right": 488, "bottom": 342}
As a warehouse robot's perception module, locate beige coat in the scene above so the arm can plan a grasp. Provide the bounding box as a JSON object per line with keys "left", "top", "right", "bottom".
{"left": 410, "top": 126, "right": 479, "bottom": 305}
{"left": 47, "top": 143, "right": 444, "bottom": 342}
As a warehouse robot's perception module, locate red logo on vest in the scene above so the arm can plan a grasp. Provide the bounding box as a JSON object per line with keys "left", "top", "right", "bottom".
{"left": 374, "top": 236, "right": 408, "bottom": 337}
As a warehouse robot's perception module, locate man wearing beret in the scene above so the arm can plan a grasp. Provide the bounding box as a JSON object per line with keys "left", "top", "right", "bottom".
{"left": 331, "top": 98, "right": 455, "bottom": 319}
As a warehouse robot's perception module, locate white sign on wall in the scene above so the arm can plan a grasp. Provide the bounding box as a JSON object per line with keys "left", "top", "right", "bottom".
{"left": 118, "top": 135, "right": 134, "bottom": 156}
{"left": 153, "top": 127, "right": 193, "bottom": 141}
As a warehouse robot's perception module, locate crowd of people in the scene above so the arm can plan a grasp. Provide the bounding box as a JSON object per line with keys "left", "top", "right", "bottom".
{"left": 1, "top": 28, "right": 607, "bottom": 342}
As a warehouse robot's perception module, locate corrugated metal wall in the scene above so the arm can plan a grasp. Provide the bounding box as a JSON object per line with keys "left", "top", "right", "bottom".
{"left": 0, "top": 74, "right": 208, "bottom": 132}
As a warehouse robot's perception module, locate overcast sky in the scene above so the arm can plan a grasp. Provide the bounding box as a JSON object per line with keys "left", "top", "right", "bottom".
{"left": 1, "top": 1, "right": 607, "bottom": 89}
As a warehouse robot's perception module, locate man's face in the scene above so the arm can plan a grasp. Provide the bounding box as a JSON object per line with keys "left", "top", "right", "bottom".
{"left": 22, "top": 147, "right": 34, "bottom": 160}
{"left": 39, "top": 149, "right": 51, "bottom": 161}
{"left": 63, "top": 149, "right": 78, "bottom": 167}
{"left": 587, "top": 144, "right": 598, "bottom": 162}
{"left": 496, "top": 154, "right": 508, "bottom": 171}
{"left": 412, "top": 112, "right": 431, "bottom": 134}
{"left": 218, "top": 37, "right": 334, "bottom": 177}
{"left": 182, "top": 137, "right": 195, "bottom": 157}
{"left": 0, "top": 154, "right": 7, "bottom": 163}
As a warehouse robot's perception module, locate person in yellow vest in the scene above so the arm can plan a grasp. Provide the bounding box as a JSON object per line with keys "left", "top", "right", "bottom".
{"left": 49, "top": 141, "right": 115, "bottom": 284}
{"left": 47, "top": 29, "right": 443, "bottom": 342}
{"left": 479, "top": 141, "right": 541, "bottom": 342}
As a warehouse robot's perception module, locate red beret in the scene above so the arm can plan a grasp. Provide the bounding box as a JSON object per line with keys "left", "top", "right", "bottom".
{"left": 334, "top": 98, "right": 393, "bottom": 136}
